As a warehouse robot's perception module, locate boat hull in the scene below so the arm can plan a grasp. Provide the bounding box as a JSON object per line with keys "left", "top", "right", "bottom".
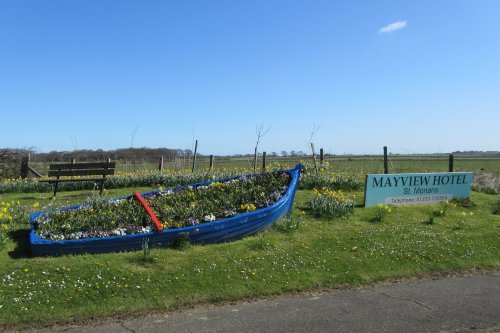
{"left": 29, "top": 165, "right": 301, "bottom": 256}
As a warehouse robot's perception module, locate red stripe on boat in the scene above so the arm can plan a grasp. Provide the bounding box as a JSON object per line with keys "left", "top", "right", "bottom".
{"left": 133, "top": 192, "right": 163, "bottom": 232}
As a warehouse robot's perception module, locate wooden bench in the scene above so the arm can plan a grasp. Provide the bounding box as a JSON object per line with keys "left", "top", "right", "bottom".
{"left": 39, "top": 161, "right": 116, "bottom": 197}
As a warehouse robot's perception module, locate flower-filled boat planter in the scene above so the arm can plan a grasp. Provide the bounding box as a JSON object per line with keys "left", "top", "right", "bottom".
{"left": 29, "top": 164, "right": 302, "bottom": 256}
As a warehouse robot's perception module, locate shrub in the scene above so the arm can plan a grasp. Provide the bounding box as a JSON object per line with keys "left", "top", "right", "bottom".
{"left": 493, "top": 196, "right": 500, "bottom": 215}
{"left": 306, "top": 187, "right": 354, "bottom": 219}
{"left": 472, "top": 172, "right": 499, "bottom": 195}
{"left": 0, "top": 148, "right": 33, "bottom": 180}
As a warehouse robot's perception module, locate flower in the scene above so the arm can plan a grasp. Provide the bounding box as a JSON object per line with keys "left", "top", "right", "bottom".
{"left": 240, "top": 203, "right": 256, "bottom": 212}
{"left": 186, "top": 217, "right": 200, "bottom": 226}
{"left": 33, "top": 170, "right": 291, "bottom": 240}
{"left": 112, "top": 228, "right": 127, "bottom": 236}
{"left": 203, "top": 214, "right": 216, "bottom": 222}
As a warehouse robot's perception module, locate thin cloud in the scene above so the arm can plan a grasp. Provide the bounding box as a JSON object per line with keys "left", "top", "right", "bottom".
{"left": 378, "top": 20, "right": 407, "bottom": 34}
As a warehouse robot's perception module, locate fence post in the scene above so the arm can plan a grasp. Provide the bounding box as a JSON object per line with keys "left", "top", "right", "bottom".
{"left": 448, "top": 154, "right": 454, "bottom": 172}
{"left": 383, "top": 146, "right": 388, "bottom": 174}
{"left": 320, "top": 148, "right": 324, "bottom": 163}
{"left": 20, "top": 155, "right": 30, "bottom": 179}
{"left": 209, "top": 155, "right": 214, "bottom": 171}
{"left": 159, "top": 156, "right": 164, "bottom": 171}
{"left": 262, "top": 152, "right": 266, "bottom": 171}
{"left": 191, "top": 140, "right": 198, "bottom": 172}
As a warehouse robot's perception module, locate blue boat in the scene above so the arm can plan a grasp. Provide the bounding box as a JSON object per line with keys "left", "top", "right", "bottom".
{"left": 29, "top": 164, "right": 302, "bottom": 256}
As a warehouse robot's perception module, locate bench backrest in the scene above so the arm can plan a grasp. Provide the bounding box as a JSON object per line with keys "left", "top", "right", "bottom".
{"left": 48, "top": 162, "right": 116, "bottom": 178}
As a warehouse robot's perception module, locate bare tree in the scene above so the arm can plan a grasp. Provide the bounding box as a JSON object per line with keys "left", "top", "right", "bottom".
{"left": 71, "top": 135, "right": 78, "bottom": 151}
{"left": 308, "top": 124, "right": 320, "bottom": 172}
{"left": 130, "top": 124, "right": 141, "bottom": 148}
{"left": 253, "top": 123, "right": 271, "bottom": 172}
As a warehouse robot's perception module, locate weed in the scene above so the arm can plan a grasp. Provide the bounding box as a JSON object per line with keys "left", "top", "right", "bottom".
{"left": 425, "top": 211, "right": 436, "bottom": 225}
{"left": 436, "top": 200, "right": 450, "bottom": 217}
{"left": 0, "top": 228, "right": 6, "bottom": 250}
{"left": 273, "top": 215, "right": 300, "bottom": 233}
{"left": 172, "top": 233, "right": 191, "bottom": 250}
{"left": 140, "top": 237, "right": 154, "bottom": 263}
{"left": 372, "top": 204, "right": 392, "bottom": 222}
{"left": 455, "top": 211, "right": 474, "bottom": 230}
{"left": 452, "top": 197, "right": 475, "bottom": 208}
{"left": 248, "top": 233, "right": 274, "bottom": 250}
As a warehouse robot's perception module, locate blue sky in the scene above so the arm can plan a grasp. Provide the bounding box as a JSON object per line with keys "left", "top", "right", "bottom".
{"left": 1, "top": 1, "right": 499, "bottom": 155}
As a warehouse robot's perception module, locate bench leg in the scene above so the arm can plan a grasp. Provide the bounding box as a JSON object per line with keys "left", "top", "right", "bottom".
{"left": 99, "top": 180, "right": 105, "bottom": 196}
{"left": 53, "top": 182, "right": 59, "bottom": 198}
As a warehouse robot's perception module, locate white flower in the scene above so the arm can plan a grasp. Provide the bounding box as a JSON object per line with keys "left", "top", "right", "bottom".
{"left": 203, "top": 214, "right": 216, "bottom": 222}
{"left": 68, "top": 232, "right": 83, "bottom": 240}
{"left": 112, "top": 228, "right": 126, "bottom": 236}
{"left": 140, "top": 226, "right": 152, "bottom": 233}
{"left": 160, "top": 189, "right": 173, "bottom": 196}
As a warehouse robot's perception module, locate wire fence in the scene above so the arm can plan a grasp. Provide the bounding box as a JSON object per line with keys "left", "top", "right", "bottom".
{"left": 22, "top": 154, "right": 500, "bottom": 177}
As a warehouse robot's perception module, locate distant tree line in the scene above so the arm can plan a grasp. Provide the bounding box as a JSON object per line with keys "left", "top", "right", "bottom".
{"left": 451, "top": 151, "right": 500, "bottom": 155}
{"left": 231, "top": 151, "right": 310, "bottom": 158}
{"left": 31, "top": 149, "right": 318, "bottom": 163}
{"left": 32, "top": 148, "right": 183, "bottom": 163}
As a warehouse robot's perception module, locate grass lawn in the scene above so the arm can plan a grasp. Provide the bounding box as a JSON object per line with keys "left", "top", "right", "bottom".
{"left": 0, "top": 188, "right": 499, "bottom": 328}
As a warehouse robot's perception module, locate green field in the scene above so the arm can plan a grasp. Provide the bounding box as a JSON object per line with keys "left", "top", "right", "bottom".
{"left": 0, "top": 159, "right": 498, "bottom": 328}
{"left": 27, "top": 154, "right": 500, "bottom": 175}
{"left": 0, "top": 184, "right": 499, "bottom": 328}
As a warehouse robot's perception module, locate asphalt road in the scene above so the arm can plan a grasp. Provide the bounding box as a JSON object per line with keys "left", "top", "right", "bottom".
{"left": 14, "top": 271, "right": 500, "bottom": 333}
